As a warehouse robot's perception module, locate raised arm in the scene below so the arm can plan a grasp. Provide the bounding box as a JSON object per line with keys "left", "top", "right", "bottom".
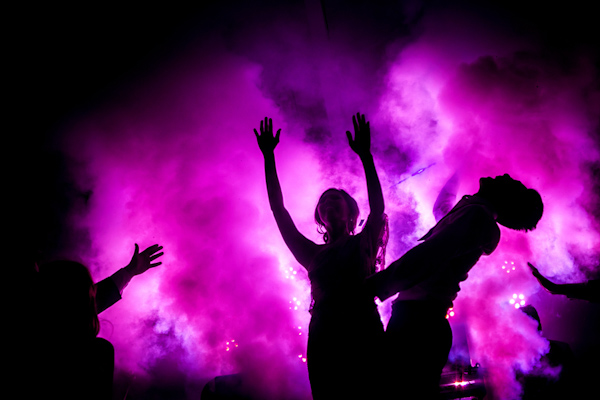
{"left": 527, "top": 262, "right": 598, "bottom": 302}
{"left": 255, "top": 117, "right": 318, "bottom": 268}
{"left": 346, "top": 113, "right": 384, "bottom": 222}
{"left": 96, "top": 243, "right": 164, "bottom": 313}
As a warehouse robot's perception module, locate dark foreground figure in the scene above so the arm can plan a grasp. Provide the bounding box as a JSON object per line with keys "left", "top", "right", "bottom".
{"left": 32, "top": 244, "right": 163, "bottom": 399}
{"left": 367, "top": 174, "right": 544, "bottom": 399}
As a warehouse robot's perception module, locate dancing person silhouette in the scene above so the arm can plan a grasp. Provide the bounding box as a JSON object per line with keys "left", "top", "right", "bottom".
{"left": 367, "top": 174, "right": 543, "bottom": 399}
{"left": 255, "top": 114, "right": 388, "bottom": 399}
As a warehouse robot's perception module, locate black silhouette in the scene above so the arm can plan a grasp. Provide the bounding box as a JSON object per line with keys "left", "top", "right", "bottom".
{"left": 528, "top": 263, "right": 599, "bottom": 303}
{"left": 517, "top": 305, "right": 574, "bottom": 400}
{"left": 254, "top": 114, "right": 388, "bottom": 399}
{"left": 367, "top": 174, "right": 543, "bottom": 399}
{"left": 34, "top": 244, "right": 163, "bottom": 399}
{"left": 95, "top": 243, "right": 164, "bottom": 312}
{"left": 36, "top": 260, "right": 114, "bottom": 400}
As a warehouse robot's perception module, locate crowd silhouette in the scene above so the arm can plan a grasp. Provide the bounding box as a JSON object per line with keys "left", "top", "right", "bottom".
{"left": 27, "top": 113, "right": 598, "bottom": 400}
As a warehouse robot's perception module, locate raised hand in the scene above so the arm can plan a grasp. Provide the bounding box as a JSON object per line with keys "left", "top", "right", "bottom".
{"left": 254, "top": 117, "right": 281, "bottom": 155}
{"left": 527, "top": 262, "right": 560, "bottom": 294}
{"left": 346, "top": 112, "right": 371, "bottom": 158}
{"left": 125, "top": 244, "right": 164, "bottom": 276}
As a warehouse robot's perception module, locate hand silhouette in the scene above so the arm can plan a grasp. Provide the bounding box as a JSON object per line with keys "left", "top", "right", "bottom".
{"left": 528, "top": 262, "right": 560, "bottom": 294}
{"left": 254, "top": 117, "right": 281, "bottom": 155}
{"left": 125, "top": 244, "right": 164, "bottom": 276}
{"left": 346, "top": 112, "right": 371, "bottom": 158}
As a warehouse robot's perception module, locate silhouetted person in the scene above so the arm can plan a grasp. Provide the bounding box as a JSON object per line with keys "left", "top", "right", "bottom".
{"left": 34, "top": 244, "right": 163, "bottom": 400}
{"left": 36, "top": 261, "right": 114, "bottom": 400}
{"left": 528, "top": 263, "right": 599, "bottom": 303}
{"left": 367, "top": 174, "right": 543, "bottom": 399}
{"left": 254, "top": 114, "right": 388, "bottom": 399}
{"left": 517, "top": 305, "right": 574, "bottom": 400}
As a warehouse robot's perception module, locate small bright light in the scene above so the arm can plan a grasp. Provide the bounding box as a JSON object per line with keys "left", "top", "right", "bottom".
{"left": 299, "top": 332, "right": 302, "bottom": 335}
{"left": 226, "top": 348, "right": 230, "bottom": 351}
{"left": 519, "top": 294, "right": 524, "bottom": 300}
{"left": 294, "top": 306, "right": 298, "bottom": 310}
{"left": 513, "top": 294, "right": 518, "bottom": 299}
{"left": 293, "top": 271, "right": 297, "bottom": 275}
{"left": 515, "top": 304, "right": 521, "bottom": 309}
{"left": 302, "top": 358, "right": 307, "bottom": 362}
{"left": 298, "top": 326, "right": 302, "bottom": 329}
{"left": 226, "top": 341, "right": 229, "bottom": 345}
{"left": 512, "top": 267, "right": 516, "bottom": 270}
{"left": 520, "top": 300, "right": 525, "bottom": 306}
{"left": 293, "top": 297, "right": 297, "bottom": 301}
{"left": 449, "top": 311, "right": 455, "bottom": 317}
{"left": 511, "top": 261, "right": 514, "bottom": 264}
{"left": 298, "top": 355, "right": 302, "bottom": 358}
{"left": 502, "top": 265, "right": 506, "bottom": 269}
{"left": 289, "top": 267, "right": 293, "bottom": 271}
{"left": 509, "top": 299, "right": 515, "bottom": 304}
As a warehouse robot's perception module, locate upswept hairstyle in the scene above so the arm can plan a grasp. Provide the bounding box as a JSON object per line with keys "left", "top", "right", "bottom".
{"left": 496, "top": 187, "right": 543, "bottom": 232}
{"left": 314, "top": 188, "right": 360, "bottom": 243}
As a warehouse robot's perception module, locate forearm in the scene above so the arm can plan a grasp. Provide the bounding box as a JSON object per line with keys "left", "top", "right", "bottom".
{"left": 264, "top": 152, "right": 285, "bottom": 212}
{"left": 360, "top": 153, "right": 384, "bottom": 216}
{"left": 109, "top": 267, "right": 135, "bottom": 294}
{"left": 367, "top": 248, "right": 429, "bottom": 300}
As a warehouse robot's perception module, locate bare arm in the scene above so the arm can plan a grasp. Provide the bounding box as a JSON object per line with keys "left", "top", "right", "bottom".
{"left": 346, "top": 113, "right": 385, "bottom": 233}
{"left": 527, "top": 262, "right": 597, "bottom": 302}
{"left": 366, "top": 206, "right": 497, "bottom": 300}
{"left": 255, "top": 118, "right": 319, "bottom": 268}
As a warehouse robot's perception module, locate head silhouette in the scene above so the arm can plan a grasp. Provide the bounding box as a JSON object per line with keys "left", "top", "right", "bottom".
{"left": 520, "top": 304, "right": 542, "bottom": 332}
{"left": 476, "top": 174, "right": 543, "bottom": 231}
{"left": 38, "top": 260, "right": 100, "bottom": 340}
{"left": 314, "top": 188, "right": 360, "bottom": 243}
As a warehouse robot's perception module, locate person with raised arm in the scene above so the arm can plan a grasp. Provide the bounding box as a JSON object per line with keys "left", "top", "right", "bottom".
{"left": 254, "top": 114, "right": 388, "bottom": 399}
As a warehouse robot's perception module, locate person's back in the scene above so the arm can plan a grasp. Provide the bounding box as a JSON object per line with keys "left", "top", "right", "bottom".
{"left": 393, "top": 195, "right": 500, "bottom": 309}
{"left": 36, "top": 261, "right": 114, "bottom": 400}
{"left": 367, "top": 174, "right": 543, "bottom": 399}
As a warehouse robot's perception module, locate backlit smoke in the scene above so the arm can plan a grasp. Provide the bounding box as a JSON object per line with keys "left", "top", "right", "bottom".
{"left": 38, "top": 2, "right": 598, "bottom": 399}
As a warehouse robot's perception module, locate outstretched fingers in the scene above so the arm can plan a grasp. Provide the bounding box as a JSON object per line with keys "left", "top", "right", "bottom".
{"left": 352, "top": 114, "right": 359, "bottom": 133}
{"left": 141, "top": 244, "right": 163, "bottom": 255}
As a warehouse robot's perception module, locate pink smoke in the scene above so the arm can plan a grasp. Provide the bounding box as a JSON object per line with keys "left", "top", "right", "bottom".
{"left": 49, "top": 3, "right": 598, "bottom": 399}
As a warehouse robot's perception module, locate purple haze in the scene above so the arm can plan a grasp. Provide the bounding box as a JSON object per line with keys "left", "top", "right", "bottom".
{"left": 34, "top": 2, "right": 598, "bottom": 399}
